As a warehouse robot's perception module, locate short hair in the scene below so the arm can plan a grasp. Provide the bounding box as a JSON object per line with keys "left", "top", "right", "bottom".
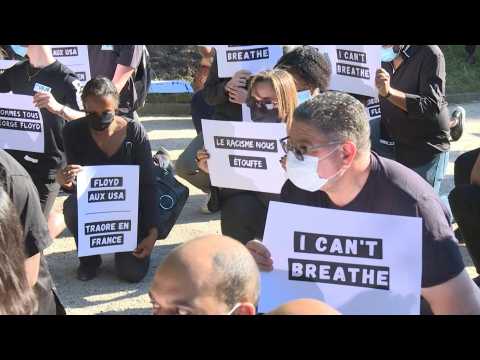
{"left": 294, "top": 91, "right": 371, "bottom": 153}
{"left": 81, "top": 76, "right": 119, "bottom": 105}
{"left": 211, "top": 243, "right": 260, "bottom": 308}
{"left": 248, "top": 69, "right": 298, "bottom": 128}
{"left": 275, "top": 45, "right": 331, "bottom": 92}
{"left": 0, "top": 187, "right": 38, "bottom": 315}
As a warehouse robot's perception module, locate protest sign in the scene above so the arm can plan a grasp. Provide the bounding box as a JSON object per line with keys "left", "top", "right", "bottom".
{"left": 366, "top": 97, "right": 381, "bottom": 121}
{"left": 258, "top": 201, "right": 423, "bottom": 315}
{"left": 0, "top": 60, "right": 18, "bottom": 74}
{"left": 0, "top": 93, "right": 44, "bottom": 153}
{"left": 50, "top": 45, "right": 91, "bottom": 85}
{"left": 202, "top": 119, "right": 287, "bottom": 194}
{"left": 312, "top": 45, "right": 381, "bottom": 97}
{"left": 214, "top": 45, "right": 283, "bottom": 78}
{"left": 77, "top": 165, "right": 139, "bottom": 257}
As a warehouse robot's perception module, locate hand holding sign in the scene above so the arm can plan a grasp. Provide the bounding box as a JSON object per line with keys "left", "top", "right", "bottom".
{"left": 57, "top": 164, "right": 83, "bottom": 188}
{"left": 196, "top": 148, "right": 210, "bottom": 174}
{"left": 228, "top": 87, "right": 248, "bottom": 105}
{"left": 33, "top": 92, "right": 63, "bottom": 114}
{"left": 225, "top": 70, "right": 251, "bottom": 90}
{"left": 246, "top": 240, "right": 274, "bottom": 272}
{"left": 375, "top": 68, "right": 391, "bottom": 98}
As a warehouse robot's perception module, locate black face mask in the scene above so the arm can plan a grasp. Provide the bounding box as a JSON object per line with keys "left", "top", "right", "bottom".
{"left": 87, "top": 111, "right": 114, "bottom": 131}
{"left": 250, "top": 107, "right": 281, "bottom": 123}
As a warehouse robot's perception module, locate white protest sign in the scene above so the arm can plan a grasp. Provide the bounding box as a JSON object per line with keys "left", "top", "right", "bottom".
{"left": 312, "top": 45, "right": 381, "bottom": 97}
{"left": 0, "top": 93, "right": 44, "bottom": 153}
{"left": 214, "top": 45, "right": 283, "bottom": 78}
{"left": 258, "top": 201, "right": 423, "bottom": 315}
{"left": 202, "top": 119, "right": 287, "bottom": 194}
{"left": 366, "top": 97, "right": 381, "bottom": 121}
{"left": 77, "top": 165, "right": 140, "bottom": 257}
{"left": 0, "top": 60, "right": 18, "bottom": 73}
{"left": 50, "top": 45, "right": 91, "bottom": 85}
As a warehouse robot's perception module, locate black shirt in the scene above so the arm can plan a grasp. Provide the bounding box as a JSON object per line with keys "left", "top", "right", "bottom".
{"left": 281, "top": 153, "right": 464, "bottom": 288}
{"left": 0, "top": 59, "right": 82, "bottom": 181}
{"left": 379, "top": 45, "right": 450, "bottom": 168}
{"left": 0, "top": 149, "right": 56, "bottom": 314}
{"left": 63, "top": 118, "right": 160, "bottom": 237}
{"left": 88, "top": 45, "right": 143, "bottom": 116}
{"left": 202, "top": 50, "right": 242, "bottom": 122}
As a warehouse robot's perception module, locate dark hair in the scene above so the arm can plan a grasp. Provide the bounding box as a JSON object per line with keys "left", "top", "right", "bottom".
{"left": 275, "top": 45, "right": 332, "bottom": 92}
{"left": 0, "top": 187, "right": 38, "bottom": 315}
{"left": 294, "top": 91, "right": 371, "bottom": 153}
{"left": 81, "top": 76, "right": 119, "bottom": 105}
{"left": 211, "top": 244, "right": 260, "bottom": 308}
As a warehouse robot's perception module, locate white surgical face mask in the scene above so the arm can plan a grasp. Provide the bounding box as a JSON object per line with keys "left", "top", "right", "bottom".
{"left": 286, "top": 147, "right": 340, "bottom": 192}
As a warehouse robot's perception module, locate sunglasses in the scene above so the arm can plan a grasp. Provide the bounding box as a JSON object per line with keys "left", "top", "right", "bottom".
{"left": 280, "top": 136, "right": 342, "bottom": 161}
{"left": 247, "top": 97, "right": 278, "bottom": 111}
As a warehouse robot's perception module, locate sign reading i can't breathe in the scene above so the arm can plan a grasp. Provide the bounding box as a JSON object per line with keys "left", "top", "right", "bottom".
{"left": 50, "top": 45, "right": 91, "bottom": 85}
{"left": 201, "top": 119, "right": 287, "bottom": 194}
{"left": 0, "top": 93, "right": 45, "bottom": 153}
{"left": 312, "top": 45, "right": 381, "bottom": 97}
{"left": 214, "top": 45, "right": 284, "bottom": 78}
{"left": 77, "top": 165, "right": 139, "bottom": 257}
{"left": 258, "top": 201, "right": 423, "bottom": 315}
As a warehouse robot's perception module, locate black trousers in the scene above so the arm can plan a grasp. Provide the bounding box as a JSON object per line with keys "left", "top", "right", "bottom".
{"left": 191, "top": 90, "right": 214, "bottom": 134}
{"left": 466, "top": 45, "right": 477, "bottom": 57}
{"left": 63, "top": 195, "right": 150, "bottom": 283}
{"left": 32, "top": 178, "right": 60, "bottom": 218}
{"left": 220, "top": 191, "right": 269, "bottom": 245}
{"left": 449, "top": 147, "right": 480, "bottom": 274}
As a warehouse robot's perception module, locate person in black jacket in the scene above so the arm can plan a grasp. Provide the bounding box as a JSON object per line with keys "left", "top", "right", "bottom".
{"left": 58, "top": 77, "right": 159, "bottom": 282}
{"left": 195, "top": 69, "right": 298, "bottom": 244}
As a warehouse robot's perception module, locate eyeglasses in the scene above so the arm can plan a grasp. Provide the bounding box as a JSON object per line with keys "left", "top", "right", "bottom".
{"left": 280, "top": 136, "right": 342, "bottom": 161}
{"left": 247, "top": 97, "right": 278, "bottom": 111}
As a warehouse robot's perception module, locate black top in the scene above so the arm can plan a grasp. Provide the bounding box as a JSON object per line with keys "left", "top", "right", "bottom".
{"left": 281, "top": 153, "right": 464, "bottom": 288}
{"left": 63, "top": 118, "right": 159, "bottom": 237}
{"left": 202, "top": 50, "right": 242, "bottom": 122}
{"left": 379, "top": 45, "right": 450, "bottom": 168}
{"left": 0, "top": 149, "right": 56, "bottom": 314}
{"left": 88, "top": 45, "right": 143, "bottom": 115}
{"left": 0, "top": 59, "right": 82, "bottom": 181}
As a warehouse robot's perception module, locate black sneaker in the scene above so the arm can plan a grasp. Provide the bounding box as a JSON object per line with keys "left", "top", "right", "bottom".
{"left": 450, "top": 106, "right": 466, "bottom": 142}
{"left": 207, "top": 186, "right": 222, "bottom": 213}
{"left": 77, "top": 263, "right": 100, "bottom": 281}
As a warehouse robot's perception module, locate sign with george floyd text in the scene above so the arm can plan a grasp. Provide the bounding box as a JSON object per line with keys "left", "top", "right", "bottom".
{"left": 77, "top": 165, "right": 139, "bottom": 257}
{"left": 258, "top": 201, "right": 423, "bottom": 315}
{"left": 214, "top": 45, "right": 283, "bottom": 78}
{"left": 202, "top": 119, "right": 287, "bottom": 194}
{"left": 312, "top": 45, "right": 381, "bottom": 97}
{"left": 0, "top": 93, "right": 45, "bottom": 153}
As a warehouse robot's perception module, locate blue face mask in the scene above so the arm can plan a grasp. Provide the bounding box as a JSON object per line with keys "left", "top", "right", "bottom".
{"left": 10, "top": 45, "right": 27, "bottom": 58}
{"left": 297, "top": 90, "right": 311, "bottom": 105}
{"left": 381, "top": 46, "right": 398, "bottom": 62}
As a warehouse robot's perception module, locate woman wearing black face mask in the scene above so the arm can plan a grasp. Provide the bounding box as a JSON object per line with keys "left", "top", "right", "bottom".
{"left": 56, "top": 77, "right": 159, "bottom": 282}
{"left": 196, "top": 69, "right": 297, "bottom": 244}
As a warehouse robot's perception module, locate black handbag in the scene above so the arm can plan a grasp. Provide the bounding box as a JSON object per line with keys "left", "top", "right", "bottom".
{"left": 126, "top": 141, "right": 189, "bottom": 240}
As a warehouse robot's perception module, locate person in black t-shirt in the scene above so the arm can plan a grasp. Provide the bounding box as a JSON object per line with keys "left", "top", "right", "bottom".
{"left": 0, "top": 186, "right": 38, "bottom": 315}
{"left": 0, "top": 149, "right": 63, "bottom": 315}
{"left": 88, "top": 45, "right": 144, "bottom": 119}
{"left": 246, "top": 92, "right": 480, "bottom": 315}
{"left": 58, "top": 77, "right": 159, "bottom": 282}
{"left": 0, "top": 45, "right": 85, "bottom": 218}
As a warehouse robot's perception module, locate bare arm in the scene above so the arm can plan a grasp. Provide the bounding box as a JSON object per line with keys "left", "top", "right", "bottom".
{"left": 422, "top": 270, "right": 480, "bottom": 314}
{"left": 470, "top": 152, "right": 480, "bottom": 186}
{"left": 24, "top": 253, "right": 40, "bottom": 287}
{"left": 112, "top": 64, "right": 135, "bottom": 93}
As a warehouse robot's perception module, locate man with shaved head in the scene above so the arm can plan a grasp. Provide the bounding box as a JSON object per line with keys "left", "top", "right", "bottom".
{"left": 267, "top": 299, "right": 341, "bottom": 315}
{"left": 149, "top": 234, "right": 260, "bottom": 315}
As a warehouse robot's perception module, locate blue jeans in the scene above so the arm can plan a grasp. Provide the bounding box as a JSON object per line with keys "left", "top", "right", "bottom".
{"left": 411, "top": 151, "right": 449, "bottom": 195}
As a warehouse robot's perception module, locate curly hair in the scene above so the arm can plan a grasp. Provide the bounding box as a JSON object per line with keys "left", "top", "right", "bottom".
{"left": 275, "top": 45, "right": 332, "bottom": 92}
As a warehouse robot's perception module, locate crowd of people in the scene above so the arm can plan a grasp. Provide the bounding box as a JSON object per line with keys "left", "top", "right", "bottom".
{"left": 0, "top": 44, "right": 480, "bottom": 315}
